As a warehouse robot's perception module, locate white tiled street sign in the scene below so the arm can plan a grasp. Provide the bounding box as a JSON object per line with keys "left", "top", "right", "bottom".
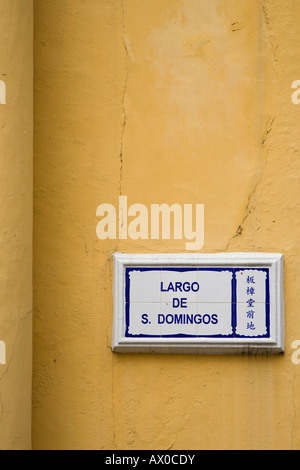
{"left": 112, "top": 253, "right": 284, "bottom": 354}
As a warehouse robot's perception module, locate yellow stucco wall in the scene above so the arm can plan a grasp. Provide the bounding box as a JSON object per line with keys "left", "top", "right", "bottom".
{"left": 0, "top": 0, "right": 33, "bottom": 450}
{"left": 33, "top": 0, "right": 300, "bottom": 450}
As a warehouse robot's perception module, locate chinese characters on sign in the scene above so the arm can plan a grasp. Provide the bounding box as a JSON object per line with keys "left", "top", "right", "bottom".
{"left": 235, "top": 270, "right": 269, "bottom": 337}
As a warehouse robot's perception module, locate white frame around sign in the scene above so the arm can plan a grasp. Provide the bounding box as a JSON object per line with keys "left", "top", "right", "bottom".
{"left": 112, "top": 253, "right": 284, "bottom": 354}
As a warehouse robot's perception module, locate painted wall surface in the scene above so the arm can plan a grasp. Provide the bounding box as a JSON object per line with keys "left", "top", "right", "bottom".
{"left": 0, "top": 0, "right": 33, "bottom": 450}
{"left": 33, "top": 0, "right": 300, "bottom": 450}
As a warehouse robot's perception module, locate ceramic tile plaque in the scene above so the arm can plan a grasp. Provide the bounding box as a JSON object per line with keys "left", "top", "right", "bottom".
{"left": 112, "top": 253, "right": 284, "bottom": 354}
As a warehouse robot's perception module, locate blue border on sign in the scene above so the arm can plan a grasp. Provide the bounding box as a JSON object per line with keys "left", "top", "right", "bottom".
{"left": 125, "top": 267, "right": 270, "bottom": 339}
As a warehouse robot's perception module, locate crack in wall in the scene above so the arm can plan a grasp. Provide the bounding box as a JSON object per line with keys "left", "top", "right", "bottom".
{"left": 119, "top": 0, "right": 129, "bottom": 198}
{"left": 223, "top": 117, "right": 274, "bottom": 252}
{"left": 239, "top": 117, "right": 274, "bottom": 225}
{"left": 261, "top": 0, "right": 271, "bottom": 26}
{"left": 223, "top": 0, "right": 278, "bottom": 251}
{"left": 221, "top": 1, "right": 277, "bottom": 253}
{"left": 261, "top": 0, "right": 278, "bottom": 73}
{"left": 110, "top": 1, "right": 130, "bottom": 448}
